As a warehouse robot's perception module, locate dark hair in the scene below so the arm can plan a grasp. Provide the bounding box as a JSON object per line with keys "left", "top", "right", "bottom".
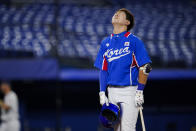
{"left": 0, "top": 80, "right": 11, "bottom": 86}
{"left": 118, "top": 8, "right": 135, "bottom": 31}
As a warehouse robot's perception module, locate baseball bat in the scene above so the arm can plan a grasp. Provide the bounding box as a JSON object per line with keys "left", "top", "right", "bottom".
{"left": 139, "top": 107, "right": 146, "bottom": 131}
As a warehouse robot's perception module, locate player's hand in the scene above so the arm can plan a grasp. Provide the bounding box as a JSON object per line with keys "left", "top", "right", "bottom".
{"left": 135, "top": 90, "right": 144, "bottom": 107}
{"left": 0, "top": 100, "right": 3, "bottom": 107}
{"left": 99, "top": 91, "right": 109, "bottom": 106}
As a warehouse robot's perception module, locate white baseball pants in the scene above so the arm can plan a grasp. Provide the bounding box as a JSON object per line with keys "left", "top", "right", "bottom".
{"left": 108, "top": 86, "right": 139, "bottom": 131}
{"left": 0, "top": 120, "right": 20, "bottom": 131}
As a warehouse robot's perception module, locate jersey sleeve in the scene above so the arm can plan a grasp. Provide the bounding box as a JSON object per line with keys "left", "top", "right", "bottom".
{"left": 99, "top": 70, "right": 108, "bottom": 91}
{"left": 5, "top": 94, "right": 17, "bottom": 111}
{"left": 94, "top": 39, "right": 108, "bottom": 71}
{"left": 134, "top": 37, "right": 151, "bottom": 67}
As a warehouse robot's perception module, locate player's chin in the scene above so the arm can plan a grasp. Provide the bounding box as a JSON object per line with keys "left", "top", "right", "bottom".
{"left": 112, "top": 20, "right": 119, "bottom": 25}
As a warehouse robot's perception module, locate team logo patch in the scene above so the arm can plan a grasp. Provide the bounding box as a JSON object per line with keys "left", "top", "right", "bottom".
{"left": 106, "top": 43, "right": 110, "bottom": 47}
{"left": 124, "top": 42, "right": 129, "bottom": 46}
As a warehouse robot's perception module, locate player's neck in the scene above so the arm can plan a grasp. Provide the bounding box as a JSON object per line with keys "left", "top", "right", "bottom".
{"left": 5, "top": 89, "right": 11, "bottom": 95}
{"left": 113, "top": 24, "right": 127, "bottom": 34}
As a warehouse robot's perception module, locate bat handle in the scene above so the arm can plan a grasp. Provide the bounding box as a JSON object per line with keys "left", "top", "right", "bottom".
{"left": 139, "top": 107, "right": 146, "bottom": 131}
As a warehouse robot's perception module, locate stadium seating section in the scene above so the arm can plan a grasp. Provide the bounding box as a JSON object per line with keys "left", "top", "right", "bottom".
{"left": 0, "top": 2, "right": 195, "bottom": 67}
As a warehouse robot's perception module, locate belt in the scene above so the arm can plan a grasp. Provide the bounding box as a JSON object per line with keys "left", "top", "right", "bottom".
{"left": 108, "top": 85, "right": 136, "bottom": 88}
{"left": 1, "top": 119, "right": 18, "bottom": 123}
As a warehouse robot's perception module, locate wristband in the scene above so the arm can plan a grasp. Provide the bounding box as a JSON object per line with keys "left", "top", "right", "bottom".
{"left": 137, "top": 83, "right": 145, "bottom": 90}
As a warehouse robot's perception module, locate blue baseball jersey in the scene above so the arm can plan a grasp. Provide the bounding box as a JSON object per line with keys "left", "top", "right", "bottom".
{"left": 94, "top": 31, "right": 151, "bottom": 86}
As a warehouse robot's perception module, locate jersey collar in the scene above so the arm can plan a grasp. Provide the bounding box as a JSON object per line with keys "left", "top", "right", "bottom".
{"left": 111, "top": 31, "right": 131, "bottom": 38}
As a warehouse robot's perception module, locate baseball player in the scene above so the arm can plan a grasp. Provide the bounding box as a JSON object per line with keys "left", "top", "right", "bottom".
{"left": 94, "top": 8, "right": 152, "bottom": 131}
{"left": 0, "top": 81, "right": 20, "bottom": 131}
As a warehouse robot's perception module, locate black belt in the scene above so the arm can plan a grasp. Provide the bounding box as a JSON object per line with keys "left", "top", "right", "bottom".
{"left": 108, "top": 85, "right": 134, "bottom": 88}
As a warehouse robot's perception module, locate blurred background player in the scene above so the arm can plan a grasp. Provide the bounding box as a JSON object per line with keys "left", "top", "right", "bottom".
{"left": 0, "top": 81, "right": 20, "bottom": 131}
{"left": 94, "top": 8, "right": 152, "bottom": 131}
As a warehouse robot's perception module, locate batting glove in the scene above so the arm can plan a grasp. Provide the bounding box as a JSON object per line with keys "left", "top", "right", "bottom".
{"left": 99, "top": 91, "right": 109, "bottom": 106}
{"left": 135, "top": 90, "right": 144, "bottom": 107}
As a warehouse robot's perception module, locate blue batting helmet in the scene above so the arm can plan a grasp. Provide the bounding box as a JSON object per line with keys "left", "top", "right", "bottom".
{"left": 99, "top": 103, "right": 120, "bottom": 128}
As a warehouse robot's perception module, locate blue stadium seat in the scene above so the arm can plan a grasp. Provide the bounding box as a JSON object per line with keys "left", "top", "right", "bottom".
{"left": 0, "top": 2, "right": 195, "bottom": 67}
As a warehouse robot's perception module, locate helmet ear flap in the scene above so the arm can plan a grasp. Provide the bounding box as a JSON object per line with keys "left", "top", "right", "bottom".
{"left": 99, "top": 113, "right": 113, "bottom": 128}
{"left": 99, "top": 103, "right": 121, "bottom": 128}
{"left": 102, "top": 109, "right": 117, "bottom": 121}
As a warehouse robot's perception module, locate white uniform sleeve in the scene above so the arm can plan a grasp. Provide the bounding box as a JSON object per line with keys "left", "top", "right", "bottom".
{"left": 5, "top": 93, "right": 18, "bottom": 112}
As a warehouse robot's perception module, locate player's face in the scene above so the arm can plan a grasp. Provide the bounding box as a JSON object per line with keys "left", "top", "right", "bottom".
{"left": 0, "top": 83, "right": 9, "bottom": 94}
{"left": 112, "top": 11, "right": 129, "bottom": 26}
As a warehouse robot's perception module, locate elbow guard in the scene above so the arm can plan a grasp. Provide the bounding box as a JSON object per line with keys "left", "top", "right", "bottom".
{"left": 139, "top": 63, "right": 152, "bottom": 75}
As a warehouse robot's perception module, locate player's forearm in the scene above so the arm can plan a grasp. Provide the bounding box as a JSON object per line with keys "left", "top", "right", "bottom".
{"left": 137, "top": 63, "right": 152, "bottom": 90}
{"left": 2, "top": 104, "right": 10, "bottom": 110}
{"left": 0, "top": 100, "right": 10, "bottom": 111}
{"left": 99, "top": 70, "right": 108, "bottom": 92}
{"left": 138, "top": 69, "right": 148, "bottom": 85}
